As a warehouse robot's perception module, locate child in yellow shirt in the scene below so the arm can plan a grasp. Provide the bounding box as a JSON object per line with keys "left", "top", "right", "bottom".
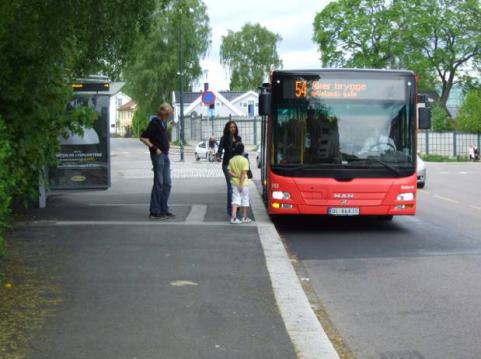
{"left": 228, "top": 142, "right": 252, "bottom": 224}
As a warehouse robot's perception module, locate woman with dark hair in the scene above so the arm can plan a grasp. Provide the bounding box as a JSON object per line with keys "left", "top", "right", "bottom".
{"left": 216, "top": 121, "right": 241, "bottom": 217}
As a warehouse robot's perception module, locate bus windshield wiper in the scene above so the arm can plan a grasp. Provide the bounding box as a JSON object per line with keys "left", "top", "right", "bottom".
{"left": 348, "top": 158, "right": 401, "bottom": 176}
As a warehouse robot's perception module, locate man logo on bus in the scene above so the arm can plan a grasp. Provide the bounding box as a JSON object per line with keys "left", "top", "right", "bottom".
{"left": 334, "top": 193, "right": 354, "bottom": 199}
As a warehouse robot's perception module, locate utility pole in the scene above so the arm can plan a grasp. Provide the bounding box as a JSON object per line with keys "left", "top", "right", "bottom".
{"left": 178, "top": 15, "right": 185, "bottom": 162}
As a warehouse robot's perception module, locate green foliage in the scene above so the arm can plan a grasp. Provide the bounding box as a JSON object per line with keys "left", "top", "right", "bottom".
{"left": 403, "top": 0, "right": 481, "bottom": 105}
{"left": 220, "top": 23, "right": 282, "bottom": 91}
{"left": 313, "top": 0, "right": 400, "bottom": 68}
{"left": 420, "top": 153, "right": 468, "bottom": 162}
{"left": 0, "top": 118, "right": 13, "bottom": 257}
{"left": 312, "top": 0, "right": 481, "bottom": 104}
{"left": 460, "top": 77, "right": 481, "bottom": 93}
{"left": 124, "top": 0, "right": 211, "bottom": 117}
{"left": 0, "top": 0, "right": 157, "bottom": 253}
{"left": 132, "top": 107, "right": 152, "bottom": 138}
{"left": 457, "top": 90, "right": 481, "bottom": 133}
{"left": 431, "top": 102, "right": 455, "bottom": 131}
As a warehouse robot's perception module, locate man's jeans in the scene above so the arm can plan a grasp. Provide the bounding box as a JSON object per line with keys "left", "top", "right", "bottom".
{"left": 222, "top": 164, "right": 233, "bottom": 216}
{"left": 150, "top": 153, "right": 172, "bottom": 215}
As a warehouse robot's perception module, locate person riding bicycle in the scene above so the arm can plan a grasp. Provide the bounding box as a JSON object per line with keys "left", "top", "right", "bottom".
{"left": 208, "top": 136, "right": 217, "bottom": 150}
{"left": 208, "top": 136, "right": 218, "bottom": 162}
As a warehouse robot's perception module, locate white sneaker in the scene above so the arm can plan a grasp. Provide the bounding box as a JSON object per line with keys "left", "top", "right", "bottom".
{"left": 241, "top": 217, "right": 252, "bottom": 223}
{"left": 230, "top": 218, "right": 241, "bottom": 224}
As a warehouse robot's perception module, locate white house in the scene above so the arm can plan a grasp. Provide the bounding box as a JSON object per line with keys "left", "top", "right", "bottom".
{"left": 117, "top": 100, "right": 137, "bottom": 136}
{"left": 107, "top": 82, "right": 132, "bottom": 134}
{"left": 172, "top": 87, "right": 259, "bottom": 121}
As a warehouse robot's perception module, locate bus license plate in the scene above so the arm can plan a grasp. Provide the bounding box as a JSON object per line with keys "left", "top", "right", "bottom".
{"left": 328, "top": 207, "right": 360, "bottom": 216}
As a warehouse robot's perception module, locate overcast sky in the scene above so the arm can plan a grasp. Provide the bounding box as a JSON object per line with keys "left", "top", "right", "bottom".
{"left": 198, "top": 0, "right": 332, "bottom": 91}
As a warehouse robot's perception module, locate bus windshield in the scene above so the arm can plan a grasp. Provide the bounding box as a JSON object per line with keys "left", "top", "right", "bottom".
{"left": 271, "top": 74, "right": 416, "bottom": 173}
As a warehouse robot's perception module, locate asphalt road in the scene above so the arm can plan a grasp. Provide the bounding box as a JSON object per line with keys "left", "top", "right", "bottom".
{"left": 276, "top": 161, "right": 481, "bottom": 359}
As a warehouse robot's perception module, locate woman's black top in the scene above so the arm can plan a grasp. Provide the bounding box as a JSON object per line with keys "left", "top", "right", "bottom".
{"left": 217, "top": 135, "right": 242, "bottom": 166}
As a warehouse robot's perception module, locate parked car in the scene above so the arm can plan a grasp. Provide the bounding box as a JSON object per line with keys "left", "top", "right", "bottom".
{"left": 417, "top": 155, "right": 426, "bottom": 188}
{"left": 194, "top": 141, "right": 208, "bottom": 161}
{"left": 195, "top": 140, "right": 218, "bottom": 161}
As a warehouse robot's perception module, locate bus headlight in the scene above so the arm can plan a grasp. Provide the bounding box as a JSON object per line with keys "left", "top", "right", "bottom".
{"left": 272, "top": 191, "right": 291, "bottom": 200}
{"left": 397, "top": 192, "right": 414, "bottom": 201}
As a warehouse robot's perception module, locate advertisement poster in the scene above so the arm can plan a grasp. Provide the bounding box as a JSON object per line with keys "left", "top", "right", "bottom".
{"left": 49, "top": 93, "right": 110, "bottom": 189}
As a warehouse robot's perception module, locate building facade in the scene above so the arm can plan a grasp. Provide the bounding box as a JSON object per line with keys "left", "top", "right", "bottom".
{"left": 107, "top": 82, "right": 132, "bottom": 134}
{"left": 172, "top": 88, "right": 259, "bottom": 120}
{"left": 117, "top": 100, "right": 137, "bottom": 136}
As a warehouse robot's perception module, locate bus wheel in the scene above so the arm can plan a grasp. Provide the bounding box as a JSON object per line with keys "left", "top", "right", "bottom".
{"left": 378, "top": 215, "right": 393, "bottom": 221}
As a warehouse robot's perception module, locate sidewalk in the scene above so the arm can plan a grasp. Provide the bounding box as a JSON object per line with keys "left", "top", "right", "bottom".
{"left": 5, "top": 139, "right": 338, "bottom": 359}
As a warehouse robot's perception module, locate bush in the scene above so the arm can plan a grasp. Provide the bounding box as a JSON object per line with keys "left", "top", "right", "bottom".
{"left": 0, "top": 118, "right": 13, "bottom": 258}
{"left": 456, "top": 90, "right": 481, "bottom": 133}
{"left": 431, "top": 102, "right": 455, "bottom": 131}
{"left": 420, "top": 153, "right": 468, "bottom": 162}
{"left": 132, "top": 108, "right": 151, "bottom": 138}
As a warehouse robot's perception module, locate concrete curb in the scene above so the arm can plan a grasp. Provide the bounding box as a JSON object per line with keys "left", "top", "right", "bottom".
{"left": 249, "top": 182, "right": 340, "bottom": 359}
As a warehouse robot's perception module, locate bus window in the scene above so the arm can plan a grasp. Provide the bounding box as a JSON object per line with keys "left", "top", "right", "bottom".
{"left": 305, "top": 109, "right": 341, "bottom": 163}
{"left": 275, "top": 107, "right": 304, "bottom": 164}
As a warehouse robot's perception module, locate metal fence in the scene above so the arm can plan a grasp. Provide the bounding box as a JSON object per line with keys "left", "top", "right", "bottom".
{"left": 418, "top": 131, "right": 481, "bottom": 157}
{"left": 173, "top": 115, "right": 262, "bottom": 146}
{"left": 173, "top": 117, "right": 481, "bottom": 157}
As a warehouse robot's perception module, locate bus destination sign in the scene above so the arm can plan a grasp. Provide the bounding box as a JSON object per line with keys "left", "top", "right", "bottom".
{"left": 72, "top": 82, "right": 110, "bottom": 92}
{"left": 289, "top": 78, "right": 406, "bottom": 101}
{"left": 296, "top": 80, "right": 369, "bottom": 99}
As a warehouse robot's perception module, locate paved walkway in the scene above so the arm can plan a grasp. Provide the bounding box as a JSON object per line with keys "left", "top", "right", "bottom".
{"left": 7, "top": 138, "right": 338, "bottom": 359}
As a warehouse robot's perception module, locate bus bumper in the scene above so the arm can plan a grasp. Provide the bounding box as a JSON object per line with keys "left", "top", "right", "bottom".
{"left": 267, "top": 173, "right": 418, "bottom": 216}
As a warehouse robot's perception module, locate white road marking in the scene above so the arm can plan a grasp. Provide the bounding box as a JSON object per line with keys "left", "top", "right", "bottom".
{"left": 459, "top": 171, "right": 468, "bottom": 175}
{"left": 434, "top": 195, "right": 460, "bottom": 204}
{"left": 469, "top": 205, "right": 481, "bottom": 211}
{"left": 170, "top": 280, "right": 198, "bottom": 287}
{"left": 87, "top": 203, "right": 182, "bottom": 207}
{"left": 249, "top": 182, "right": 340, "bottom": 359}
{"left": 185, "top": 205, "right": 207, "bottom": 223}
{"left": 15, "top": 220, "right": 255, "bottom": 227}
{"left": 440, "top": 171, "right": 450, "bottom": 174}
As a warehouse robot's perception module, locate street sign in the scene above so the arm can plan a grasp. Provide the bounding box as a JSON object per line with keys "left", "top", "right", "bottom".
{"left": 202, "top": 91, "right": 216, "bottom": 105}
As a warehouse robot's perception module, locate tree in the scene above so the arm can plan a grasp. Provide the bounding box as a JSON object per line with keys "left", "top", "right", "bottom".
{"left": 313, "top": 0, "right": 400, "bottom": 68}
{"left": 402, "top": 0, "right": 481, "bottom": 106}
{"left": 0, "top": 0, "right": 159, "bottom": 196}
{"left": 457, "top": 90, "right": 481, "bottom": 132}
{"left": 0, "top": 0, "right": 158, "bottom": 253}
{"left": 431, "top": 102, "right": 455, "bottom": 131}
{"left": 312, "top": 0, "right": 481, "bottom": 105}
{"left": 124, "top": 0, "right": 211, "bottom": 118}
{"left": 220, "top": 23, "right": 282, "bottom": 91}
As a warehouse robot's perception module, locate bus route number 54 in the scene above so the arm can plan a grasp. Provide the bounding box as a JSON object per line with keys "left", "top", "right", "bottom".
{"left": 295, "top": 80, "right": 307, "bottom": 98}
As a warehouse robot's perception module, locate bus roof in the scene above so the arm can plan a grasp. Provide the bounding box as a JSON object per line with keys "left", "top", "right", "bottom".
{"left": 272, "top": 68, "right": 415, "bottom": 77}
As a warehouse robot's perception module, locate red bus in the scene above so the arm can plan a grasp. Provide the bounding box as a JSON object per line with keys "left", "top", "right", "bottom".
{"left": 258, "top": 69, "right": 431, "bottom": 219}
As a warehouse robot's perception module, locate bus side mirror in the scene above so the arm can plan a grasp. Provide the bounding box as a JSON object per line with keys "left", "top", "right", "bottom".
{"left": 258, "top": 92, "right": 271, "bottom": 116}
{"left": 418, "top": 107, "right": 431, "bottom": 130}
